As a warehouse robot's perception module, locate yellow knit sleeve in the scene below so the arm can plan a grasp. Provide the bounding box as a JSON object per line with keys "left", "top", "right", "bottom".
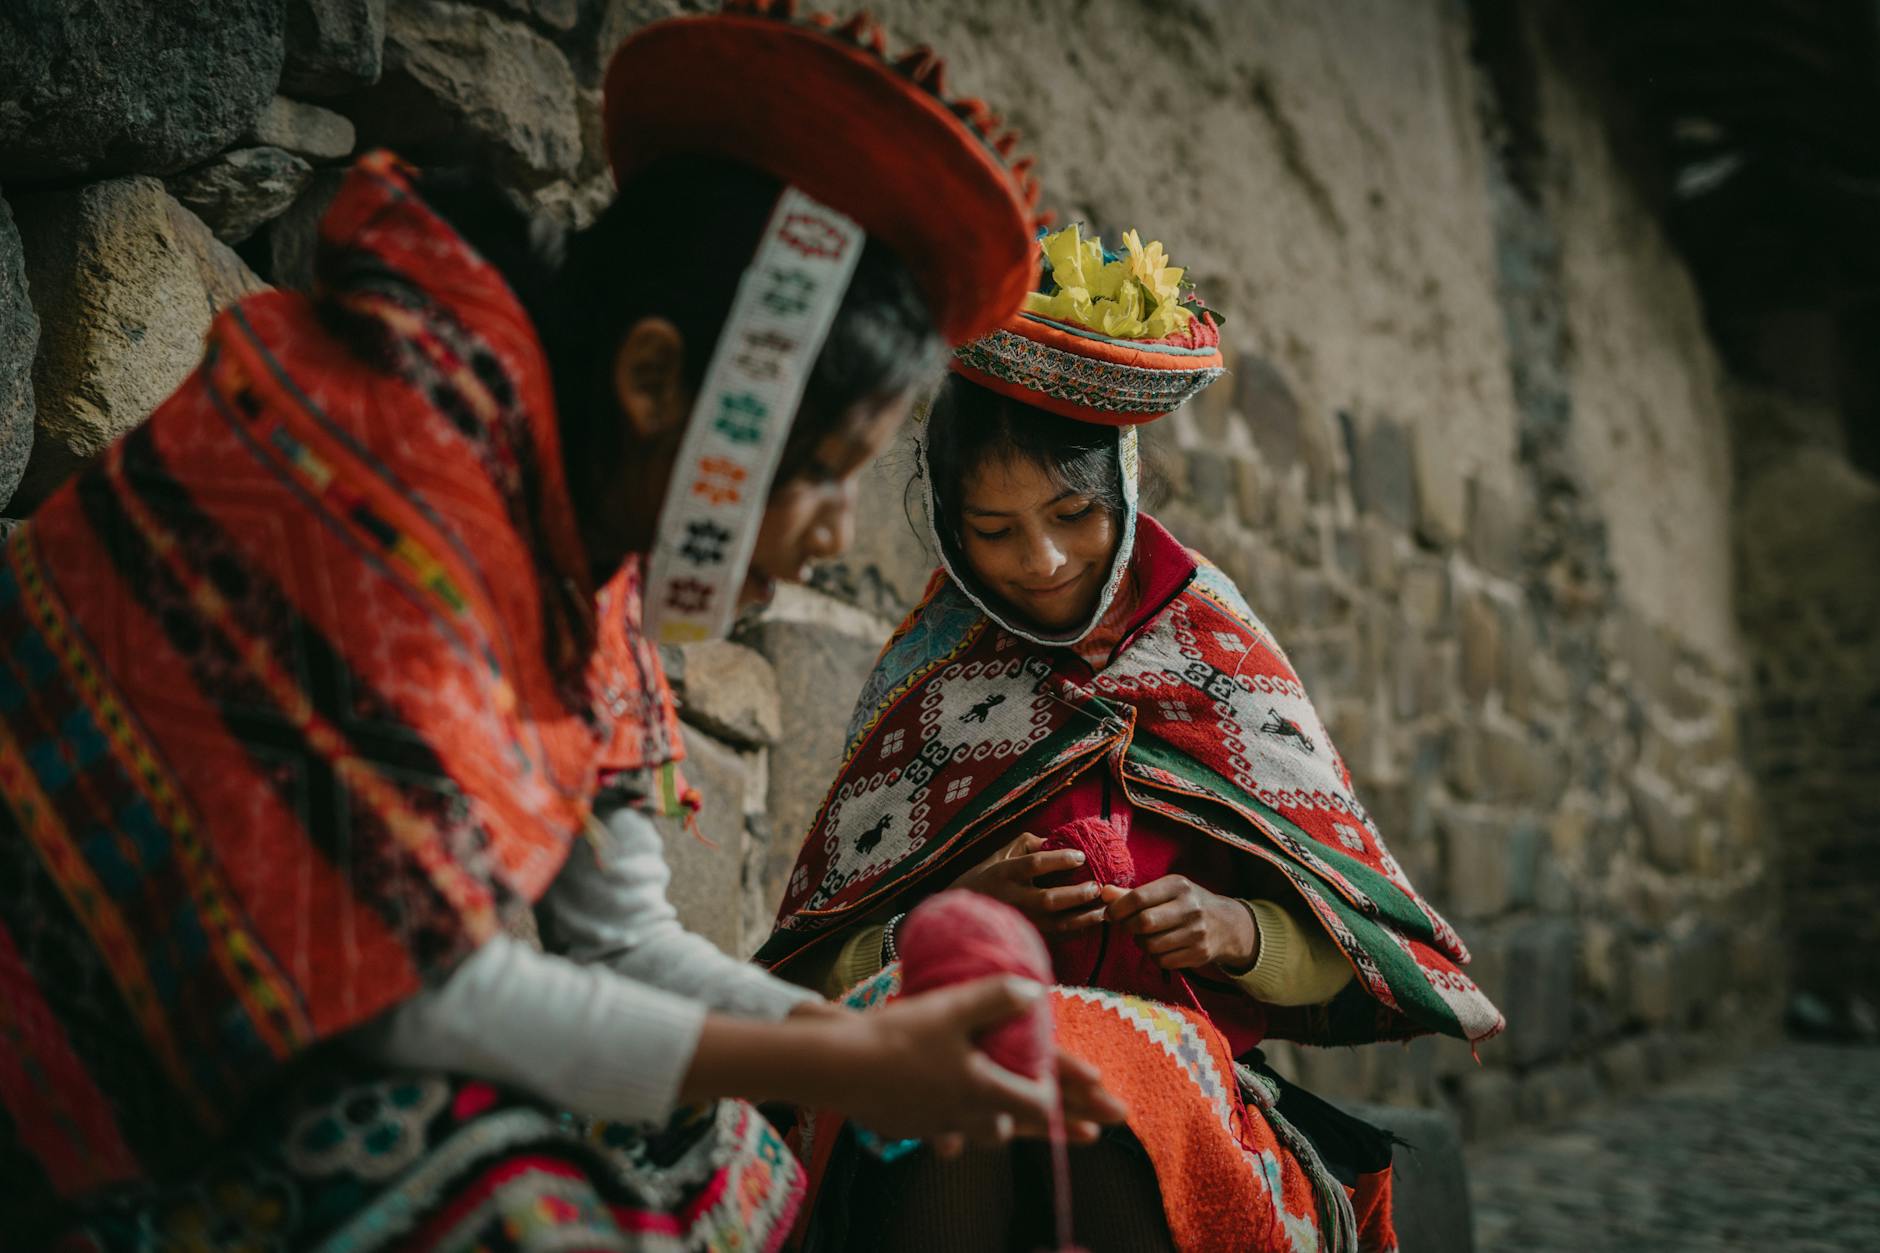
{"left": 805, "top": 924, "right": 887, "bottom": 1001}
{"left": 1229, "top": 899, "right": 1354, "bottom": 1007}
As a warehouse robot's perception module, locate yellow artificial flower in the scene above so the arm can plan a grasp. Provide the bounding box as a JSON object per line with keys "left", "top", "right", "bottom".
{"left": 1030, "top": 224, "right": 1195, "bottom": 338}
{"left": 1025, "top": 286, "right": 1095, "bottom": 326}
{"left": 1122, "top": 229, "right": 1187, "bottom": 308}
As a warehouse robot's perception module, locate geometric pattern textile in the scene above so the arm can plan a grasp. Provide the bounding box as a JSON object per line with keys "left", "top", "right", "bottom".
{"left": 55, "top": 1064, "right": 802, "bottom": 1253}
{"left": 0, "top": 151, "right": 684, "bottom": 1213}
{"left": 796, "top": 963, "right": 1350, "bottom": 1253}
{"left": 759, "top": 517, "right": 1503, "bottom": 1049}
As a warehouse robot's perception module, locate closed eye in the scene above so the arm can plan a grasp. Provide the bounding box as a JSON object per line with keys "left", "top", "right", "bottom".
{"left": 969, "top": 526, "right": 1012, "bottom": 541}
{"left": 1057, "top": 504, "right": 1095, "bottom": 523}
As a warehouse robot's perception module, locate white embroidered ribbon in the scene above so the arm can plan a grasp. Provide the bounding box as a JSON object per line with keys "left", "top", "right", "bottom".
{"left": 644, "top": 188, "right": 865, "bottom": 644}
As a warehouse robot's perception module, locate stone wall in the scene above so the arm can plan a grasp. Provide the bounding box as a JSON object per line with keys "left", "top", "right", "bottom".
{"left": 1731, "top": 385, "right": 1880, "bottom": 1036}
{"left": 0, "top": 0, "right": 1792, "bottom": 1141}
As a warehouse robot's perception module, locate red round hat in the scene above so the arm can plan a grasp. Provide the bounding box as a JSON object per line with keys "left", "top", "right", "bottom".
{"left": 603, "top": 0, "right": 1044, "bottom": 347}
{"left": 950, "top": 226, "right": 1227, "bottom": 426}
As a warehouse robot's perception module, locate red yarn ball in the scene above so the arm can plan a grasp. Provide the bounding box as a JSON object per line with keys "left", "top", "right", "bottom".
{"left": 898, "top": 889, "right": 1053, "bottom": 1080}
{"left": 1037, "top": 817, "right": 1135, "bottom": 890}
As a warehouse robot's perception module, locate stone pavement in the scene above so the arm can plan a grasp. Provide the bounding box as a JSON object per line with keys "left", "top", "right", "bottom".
{"left": 1468, "top": 1043, "right": 1880, "bottom": 1252}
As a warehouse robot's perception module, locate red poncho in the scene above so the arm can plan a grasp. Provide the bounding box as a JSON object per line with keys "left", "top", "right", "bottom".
{"left": 0, "top": 152, "right": 685, "bottom": 1202}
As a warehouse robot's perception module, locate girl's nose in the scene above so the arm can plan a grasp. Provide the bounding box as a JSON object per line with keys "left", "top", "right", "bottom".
{"left": 1020, "top": 530, "right": 1066, "bottom": 579}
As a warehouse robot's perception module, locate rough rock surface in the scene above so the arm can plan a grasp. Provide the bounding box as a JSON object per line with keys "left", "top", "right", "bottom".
{"left": 0, "top": 0, "right": 285, "bottom": 181}
{"left": 268, "top": 171, "right": 348, "bottom": 294}
{"left": 283, "top": 0, "right": 386, "bottom": 97}
{"left": 485, "top": 0, "right": 580, "bottom": 33}
{"left": 0, "top": 193, "right": 36, "bottom": 511}
{"left": 10, "top": 179, "right": 265, "bottom": 513}
{"left": 737, "top": 587, "right": 894, "bottom": 915}
{"left": 664, "top": 640, "right": 783, "bottom": 749}
{"left": 167, "top": 147, "right": 315, "bottom": 245}
{"left": 246, "top": 96, "right": 358, "bottom": 162}
{"left": 349, "top": 0, "right": 581, "bottom": 191}
{"left": 653, "top": 729, "right": 750, "bottom": 956}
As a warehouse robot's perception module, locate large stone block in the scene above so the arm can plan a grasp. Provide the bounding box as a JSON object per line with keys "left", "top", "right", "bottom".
{"left": 1497, "top": 919, "right": 1577, "bottom": 1067}
{"left": 1451, "top": 718, "right": 1571, "bottom": 805}
{"left": 654, "top": 728, "right": 749, "bottom": 955}
{"left": 0, "top": 1, "right": 285, "bottom": 181}
{"left": 1436, "top": 805, "right": 1513, "bottom": 920}
{"left": 0, "top": 194, "right": 36, "bottom": 511}
{"left": 1398, "top": 557, "right": 1452, "bottom": 632}
{"left": 1411, "top": 422, "right": 1466, "bottom": 550}
{"left": 1347, "top": 1103, "right": 1475, "bottom": 1253}
{"left": 484, "top": 0, "right": 580, "bottom": 33}
{"left": 283, "top": 0, "right": 386, "bottom": 96}
{"left": 1233, "top": 355, "right": 1306, "bottom": 471}
{"left": 1514, "top": 1061, "right": 1598, "bottom": 1124}
{"left": 167, "top": 147, "right": 315, "bottom": 245}
{"left": 1628, "top": 768, "right": 1696, "bottom": 872}
{"left": 268, "top": 171, "right": 348, "bottom": 293}
{"left": 10, "top": 179, "right": 266, "bottom": 513}
{"left": 1455, "top": 1068, "right": 1518, "bottom": 1140}
{"left": 1457, "top": 590, "right": 1503, "bottom": 704}
{"left": 738, "top": 588, "right": 893, "bottom": 912}
{"left": 245, "top": 96, "right": 359, "bottom": 162}
{"left": 1463, "top": 478, "right": 1525, "bottom": 578}
{"left": 1347, "top": 413, "right": 1416, "bottom": 532}
{"left": 1185, "top": 447, "right": 1233, "bottom": 519}
{"left": 665, "top": 639, "right": 783, "bottom": 749}
{"left": 350, "top": 0, "right": 582, "bottom": 191}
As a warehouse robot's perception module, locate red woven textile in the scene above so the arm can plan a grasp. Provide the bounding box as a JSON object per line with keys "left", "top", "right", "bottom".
{"left": 0, "top": 152, "right": 683, "bottom": 1203}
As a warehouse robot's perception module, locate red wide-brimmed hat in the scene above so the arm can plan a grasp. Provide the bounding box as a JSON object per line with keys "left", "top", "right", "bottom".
{"left": 604, "top": 0, "right": 1045, "bottom": 346}
{"left": 951, "top": 225, "right": 1227, "bottom": 426}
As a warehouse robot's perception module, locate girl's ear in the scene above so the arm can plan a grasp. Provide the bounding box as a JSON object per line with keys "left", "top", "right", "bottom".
{"left": 611, "top": 317, "right": 688, "bottom": 441}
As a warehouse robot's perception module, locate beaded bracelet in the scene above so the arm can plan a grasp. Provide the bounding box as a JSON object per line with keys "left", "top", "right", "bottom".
{"left": 880, "top": 911, "right": 907, "bottom": 966}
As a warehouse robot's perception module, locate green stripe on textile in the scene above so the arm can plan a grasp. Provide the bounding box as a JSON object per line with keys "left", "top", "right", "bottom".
{"left": 1126, "top": 732, "right": 1433, "bottom": 936}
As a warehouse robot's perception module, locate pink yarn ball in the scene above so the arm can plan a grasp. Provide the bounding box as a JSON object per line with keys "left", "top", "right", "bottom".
{"left": 898, "top": 889, "right": 1053, "bottom": 1080}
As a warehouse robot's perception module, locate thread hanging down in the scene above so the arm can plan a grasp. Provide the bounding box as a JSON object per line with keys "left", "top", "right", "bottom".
{"left": 898, "top": 889, "right": 1087, "bottom": 1253}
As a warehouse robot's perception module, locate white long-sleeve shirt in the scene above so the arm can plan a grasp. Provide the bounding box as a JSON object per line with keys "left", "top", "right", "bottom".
{"left": 350, "top": 798, "right": 817, "bottom": 1123}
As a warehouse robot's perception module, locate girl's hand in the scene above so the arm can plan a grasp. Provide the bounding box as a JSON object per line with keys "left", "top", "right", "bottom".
{"left": 785, "top": 996, "right": 851, "bottom": 1020}
{"left": 949, "top": 833, "right": 1108, "bottom": 934}
{"left": 815, "top": 976, "right": 1126, "bottom": 1146}
{"left": 1104, "top": 875, "right": 1260, "bottom": 972}
{"left": 683, "top": 981, "right": 1129, "bottom": 1152}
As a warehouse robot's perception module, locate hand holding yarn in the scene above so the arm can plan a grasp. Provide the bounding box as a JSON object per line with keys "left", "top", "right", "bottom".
{"left": 899, "top": 889, "right": 1056, "bottom": 1078}
{"left": 1105, "top": 874, "right": 1261, "bottom": 972}
{"left": 948, "top": 832, "right": 1109, "bottom": 934}
{"left": 899, "top": 890, "right": 1106, "bottom": 1253}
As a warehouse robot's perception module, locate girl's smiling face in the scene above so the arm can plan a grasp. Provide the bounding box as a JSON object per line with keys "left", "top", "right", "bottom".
{"left": 957, "top": 453, "right": 1119, "bottom": 632}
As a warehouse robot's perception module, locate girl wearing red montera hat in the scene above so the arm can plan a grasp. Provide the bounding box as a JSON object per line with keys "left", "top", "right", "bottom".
{"left": 0, "top": 6, "right": 1124, "bottom": 1248}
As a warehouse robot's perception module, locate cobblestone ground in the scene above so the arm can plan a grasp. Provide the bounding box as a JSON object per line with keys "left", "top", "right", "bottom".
{"left": 1468, "top": 1044, "right": 1880, "bottom": 1252}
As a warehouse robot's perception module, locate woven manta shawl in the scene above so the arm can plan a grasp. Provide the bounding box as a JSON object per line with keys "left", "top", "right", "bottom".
{"left": 0, "top": 152, "right": 685, "bottom": 1202}
{"left": 760, "top": 526, "right": 1503, "bottom": 1049}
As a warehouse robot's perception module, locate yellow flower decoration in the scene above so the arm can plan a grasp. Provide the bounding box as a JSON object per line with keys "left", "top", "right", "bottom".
{"left": 1023, "top": 224, "right": 1194, "bottom": 339}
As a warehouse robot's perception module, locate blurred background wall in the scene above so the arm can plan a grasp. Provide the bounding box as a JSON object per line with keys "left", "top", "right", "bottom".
{"left": 2, "top": 0, "right": 1874, "bottom": 1144}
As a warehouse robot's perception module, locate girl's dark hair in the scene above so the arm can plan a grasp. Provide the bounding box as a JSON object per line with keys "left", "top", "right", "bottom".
{"left": 417, "top": 157, "right": 943, "bottom": 497}
{"left": 921, "top": 375, "right": 1126, "bottom": 553}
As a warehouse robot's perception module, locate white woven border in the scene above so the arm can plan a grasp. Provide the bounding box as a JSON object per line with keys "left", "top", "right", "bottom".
{"left": 644, "top": 188, "right": 864, "bottom": 644}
